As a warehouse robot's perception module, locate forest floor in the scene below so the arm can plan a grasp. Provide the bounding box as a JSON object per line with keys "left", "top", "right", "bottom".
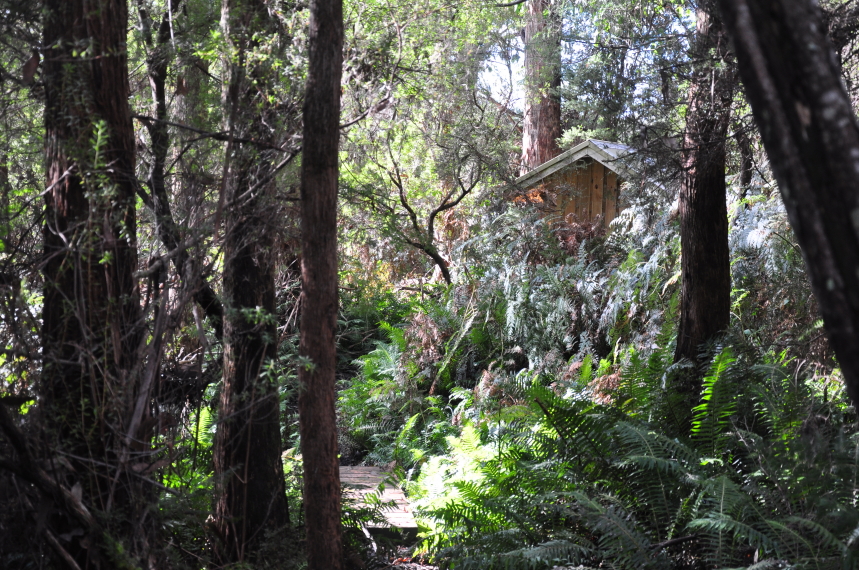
{"left": 369, "top": 547, "right": 438, "bottom": 569}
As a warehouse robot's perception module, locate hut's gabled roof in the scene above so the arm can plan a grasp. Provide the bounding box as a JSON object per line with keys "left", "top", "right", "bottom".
{"left": 515, "top": 139, "right": 636, "bottom": 189}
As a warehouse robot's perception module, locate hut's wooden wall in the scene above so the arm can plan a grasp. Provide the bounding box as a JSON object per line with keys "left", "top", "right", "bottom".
{"left": 539, "top": 158, "right": 622, "bottom": 227}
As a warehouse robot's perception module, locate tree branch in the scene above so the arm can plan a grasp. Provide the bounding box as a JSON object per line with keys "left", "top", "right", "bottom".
{"left": 133, "top": 114, "right": 290, "bottom": 152}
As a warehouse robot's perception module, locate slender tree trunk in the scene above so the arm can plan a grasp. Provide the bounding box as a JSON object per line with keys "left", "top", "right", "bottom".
{"left": 298, "top": 0, "right": 344, "bottom": 568}
{"left": 42, "top": 0, "right": 143, "bottom": 564}
{"left": 674, "top": 5, "right": 733, "bottom": 369}
{"left": 736, "top": 129, "right": 753, "bottom": 196}
{"left": 717, "top": 0, "right": 859, "bottom": 409}
{"left": 140, "top": 1, "right": 225, "bottom": 340}
{"left": 213, "top": 0, "right": 290, "bottom": 562}
{"left": 521, "top": 0, "right": 562, "bottom": 173}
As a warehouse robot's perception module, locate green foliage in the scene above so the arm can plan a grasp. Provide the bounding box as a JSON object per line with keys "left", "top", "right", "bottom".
{"left": 691, "top": 348, "right": 738, "bottom": 454}
{"left": 560, "top": 0, "right": 691, "bottom": 144}
{"left": 0, "top": 0, "right": 851, "bottom": 568}
{"left": 338, "top": 318, "right": 462, "bottom": 467}
{"left": 406, "top": 352, "right": 859, "bottom": 570}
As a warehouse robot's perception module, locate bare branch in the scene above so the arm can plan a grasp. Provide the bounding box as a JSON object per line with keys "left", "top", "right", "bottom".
{"left": 133, "top": 114, "right": 291, "bottom": 152}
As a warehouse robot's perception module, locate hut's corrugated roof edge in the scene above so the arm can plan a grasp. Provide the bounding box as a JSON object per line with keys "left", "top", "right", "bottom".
{"left": 515, "top": 139, "right": 637, "bottom": 189}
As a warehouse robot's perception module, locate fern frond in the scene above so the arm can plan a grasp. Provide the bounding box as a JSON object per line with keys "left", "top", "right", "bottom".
{"left": 691, "top": 347, "right": 738, "bottom": 454}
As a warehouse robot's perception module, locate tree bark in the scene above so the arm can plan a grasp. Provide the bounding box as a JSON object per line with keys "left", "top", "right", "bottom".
{"left": 717, "top": 0, "right": 859, "bottom": 409}
{"left": 42, "top": 0, "right": 143, "bottom": 564}
{"left": 674, "top": 5, "right": 733, "bottom": 368}
{"left": 407, "top": 239, "right": 452, "bottom": 285}
{"left": 213, "top": 0, "right": 290, "bottom": 562}
{"left": 298, "top": 0, "right": 344, "bottom": 568}
{"left": 736, "top": 129, "right": 753, "bottom": 198}
{"left": 521, "top": 0, "right": 562, "bottom": 172}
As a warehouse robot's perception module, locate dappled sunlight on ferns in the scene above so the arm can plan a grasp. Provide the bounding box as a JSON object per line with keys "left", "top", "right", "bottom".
{"left": 409, "top": 353, "right": 859, "bottom": 569}
{"left": 335, "top": 195, "right": 851, "bottom": 569}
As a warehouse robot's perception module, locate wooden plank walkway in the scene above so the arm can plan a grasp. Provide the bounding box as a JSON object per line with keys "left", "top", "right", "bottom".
{"left": 341, "top": 466, "right": 417, "bottom": 531}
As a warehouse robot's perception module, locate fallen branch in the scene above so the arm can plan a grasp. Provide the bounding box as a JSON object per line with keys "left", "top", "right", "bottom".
{"left": 651, "top": 534, "right": 698, "bottom": 551}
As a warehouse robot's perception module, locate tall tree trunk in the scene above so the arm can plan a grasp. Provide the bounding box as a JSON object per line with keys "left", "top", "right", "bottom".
{"left": 674, "top": 5, "right": 733, "bottom": 370}
{"left": 521, "top": 0, "right": 562, "bottom": 172}
{"left": 42, "top": 0, "right": 144, "bottom": 564}
{"left": 717, "top": 0, "right": 859, "bottom": 409}
{"left": 298, "top": 0, "right": 344, "bottom": 568}
{"left": 213, "top": 0, "right": 290, "bottom": 562}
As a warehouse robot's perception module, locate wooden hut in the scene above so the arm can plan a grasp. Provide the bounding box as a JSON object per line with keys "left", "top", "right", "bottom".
{"left": 514, "top": 139, "right": 635, "bottom": 227}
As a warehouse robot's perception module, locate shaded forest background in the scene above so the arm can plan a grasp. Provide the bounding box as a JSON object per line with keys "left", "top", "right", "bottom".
{"left": 2, "top": 0, "right": 859, "bottom": 569}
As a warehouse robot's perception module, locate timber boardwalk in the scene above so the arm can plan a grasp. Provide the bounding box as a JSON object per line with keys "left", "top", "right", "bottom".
{"left": 340, "top": 465, "right": 418, "bottom": 534}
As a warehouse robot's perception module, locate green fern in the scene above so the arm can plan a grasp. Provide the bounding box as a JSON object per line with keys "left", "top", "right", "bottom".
{"left": 691, "top": 347, "right": 738, "bottom": 454}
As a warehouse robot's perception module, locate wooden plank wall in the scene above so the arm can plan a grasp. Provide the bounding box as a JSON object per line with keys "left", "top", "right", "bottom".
{"left": 591, "top": 161, "right": 604, "bottom": 220}
{"left": 546, "top": 159, "right": 621, "bottom": 227}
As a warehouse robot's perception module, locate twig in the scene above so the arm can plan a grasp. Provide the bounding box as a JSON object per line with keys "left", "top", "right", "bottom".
{"left": 132, "top": 233, "right": 206, "bottom": 278}
{"left": 226, "top": 147, "right": 302, "bottom": 208}
{"left": 132, "top": 114, "right": 290, "bottom": 152}
{"left": 16, "top": 481, "right": 83, "bottom": 570}
{"left": 651, "top": 534, "right": 698, "bottom": 551}
{"left": 0, "top": 405, "right": 98, "bottom": 531}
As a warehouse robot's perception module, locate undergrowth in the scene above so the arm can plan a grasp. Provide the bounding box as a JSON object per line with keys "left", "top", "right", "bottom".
{"left": 410, "top": 349, "right": 856, "bottom": 569}
{"left": 335, "top": 189, "right": 852, "bottom": 569}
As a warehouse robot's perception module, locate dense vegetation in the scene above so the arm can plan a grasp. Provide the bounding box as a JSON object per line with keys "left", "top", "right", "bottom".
{"left": 1, "top": 0, "right": 859, "bottom": 569}
{"left": 338, "top": 185, "right": 853, "bottom": 569}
